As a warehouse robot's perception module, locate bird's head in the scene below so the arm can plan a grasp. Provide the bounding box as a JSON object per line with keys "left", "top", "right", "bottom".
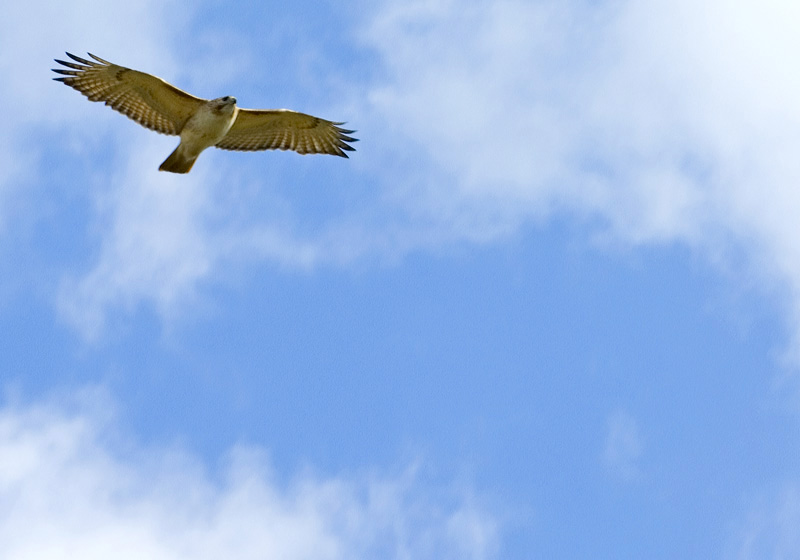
{"left": 211, "top": 96, "right": 237, "bottom": 113}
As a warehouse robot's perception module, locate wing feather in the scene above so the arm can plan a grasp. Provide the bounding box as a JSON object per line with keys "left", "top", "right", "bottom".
{"left": 52, "top": 52, "right": 206, "bottom": 136}
{"left": 215, "top": 109, "right": 357, "bottom": 157}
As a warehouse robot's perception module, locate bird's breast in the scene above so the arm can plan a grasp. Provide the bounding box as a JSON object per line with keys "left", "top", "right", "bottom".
{"left": 180, "top": 104, "right": 238, "bottom": 148}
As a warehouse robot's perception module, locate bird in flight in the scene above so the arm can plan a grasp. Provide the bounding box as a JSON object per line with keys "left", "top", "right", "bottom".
{"left": 52, "top": 52, "right": 357, "bottom": 173}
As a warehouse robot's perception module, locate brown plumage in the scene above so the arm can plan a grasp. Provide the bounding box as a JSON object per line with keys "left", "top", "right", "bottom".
{"left": 52, "top": 52, "right": 358, "bottom": 173}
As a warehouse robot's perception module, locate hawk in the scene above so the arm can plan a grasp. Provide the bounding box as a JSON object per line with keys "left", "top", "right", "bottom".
{"left": 52, "top": 52, "right": 357, "bottom": 173}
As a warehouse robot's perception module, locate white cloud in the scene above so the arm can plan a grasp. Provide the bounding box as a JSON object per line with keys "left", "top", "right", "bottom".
{"left": 363, "top": 0, "right": 800, "bottom": 239}
{"left": 602, "top": 410, "right": 643, "bottom": 481}
{"left": 360, "top": 0, "right": 800, "bottom": 352}
{"left": 0, "top": 388, "right": 499, "bottom": 560}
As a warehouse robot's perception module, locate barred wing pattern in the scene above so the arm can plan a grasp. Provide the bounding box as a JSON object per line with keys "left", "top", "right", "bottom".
{"left": 216, "top": 109, "right": 357, "bottom": 158}
{"left": 52, "top": 53, "right": 206, "bottom": 136}
{"left": 52, "top": 52, "right": 358, "bottom": 170}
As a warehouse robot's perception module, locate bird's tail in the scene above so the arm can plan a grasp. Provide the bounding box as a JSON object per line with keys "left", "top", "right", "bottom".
{"left": 159, "top": 144, "right": 197, "bottom": 174}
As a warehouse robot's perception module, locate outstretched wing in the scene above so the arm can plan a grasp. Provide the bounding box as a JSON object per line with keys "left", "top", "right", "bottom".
{"left": 215, "top": 109, "right": 357, "bottom": 157}
{"left": 52, "top": 52, "right": 206, "bottom": 136}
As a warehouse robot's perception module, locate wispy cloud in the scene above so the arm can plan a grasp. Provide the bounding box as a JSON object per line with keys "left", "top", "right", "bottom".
{"left": 359, "top": 0, "right": 800, "bottom": 355}
{"left": 56, "top": 145, "right": 216, "bottom": 339}
{"left": 0, "top": 387, "right": 499, "bottom": 560}
{"left": 362, "top": 0, "right": 800, "bottom": 240}
{"left": 54, "top": 138, "right": 357, "bottom": 339}
{"left": 730, "top": 483, "right": 800, "bottom": 559}
{"left": 0, "top": 0, "right": 196, "bottom": 304}
{"left": 0, "top": 0, "right": 191, "bottom": 154}
{"left": 0, "top": 2, "right": 155, "bottom": 230}
{"left": 2, "top": 1, "right": 371, "bottom": 337}
{"left": 602, "top": 409, "right": 643, "bottom": 481}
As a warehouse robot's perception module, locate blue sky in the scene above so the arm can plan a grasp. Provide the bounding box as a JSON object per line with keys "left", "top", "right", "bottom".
{"left": 2, "top": 0, "right": 800, "bottom": 558}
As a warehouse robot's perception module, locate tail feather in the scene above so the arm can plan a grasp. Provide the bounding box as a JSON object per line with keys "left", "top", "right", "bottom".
{"left": 159, "top": 145, "right": 197, "bottom": 174}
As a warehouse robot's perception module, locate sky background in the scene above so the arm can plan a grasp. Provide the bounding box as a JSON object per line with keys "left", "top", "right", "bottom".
{"left": 1, "top": 0, "right": 800, "bottom": 558}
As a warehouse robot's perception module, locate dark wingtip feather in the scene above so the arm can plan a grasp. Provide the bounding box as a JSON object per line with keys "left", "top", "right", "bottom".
{"left": 53, "top": 52, "right": 110, "bottom": 85}
{"left": 65, "top": 52, "right": 94, "bottom": 65}
{"left": 54, "top": 59, "right": 87, "bottom": 71}
{"left": 87, "top": 52, "right": 111, "bottom": 65}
